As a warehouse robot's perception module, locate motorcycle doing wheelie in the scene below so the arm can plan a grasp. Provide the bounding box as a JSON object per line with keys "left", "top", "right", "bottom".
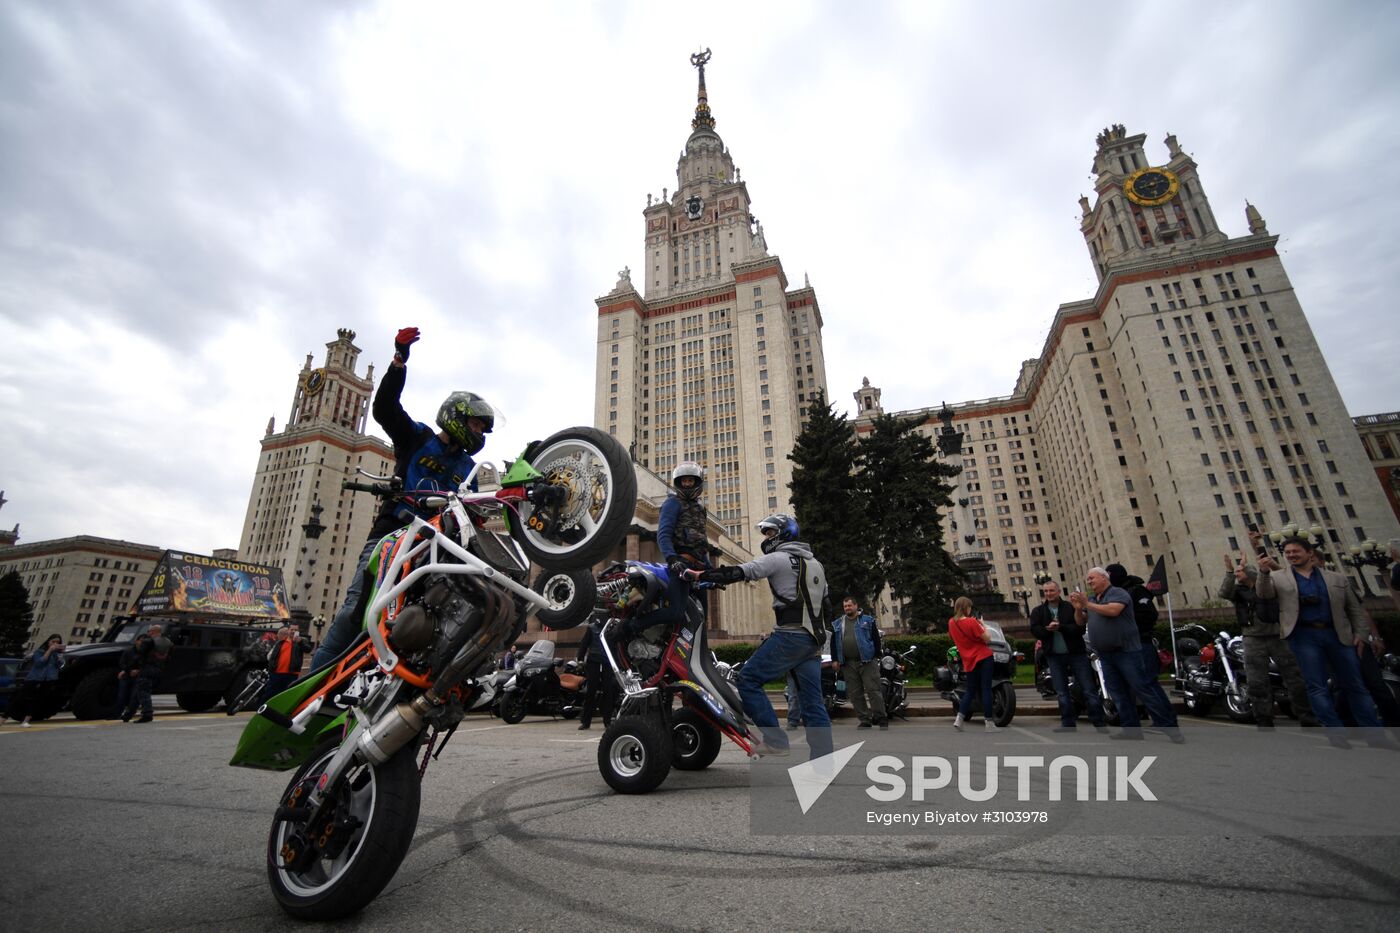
{"left": 592, "top": 563, "right": 762, "bottom": 794}
{"left": 228, "top": 427, "right": 636, "bottom": 921}
{"left": 935, "top": 622, "right": 1018, "bottom": 727}
{"left": 497, "top": 640, "right": 585, "bottom": 723}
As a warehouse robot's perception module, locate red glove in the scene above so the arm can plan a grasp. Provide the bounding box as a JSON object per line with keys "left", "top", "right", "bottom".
{"left": 394, "top": 327, "right": 421, "bottom": 361}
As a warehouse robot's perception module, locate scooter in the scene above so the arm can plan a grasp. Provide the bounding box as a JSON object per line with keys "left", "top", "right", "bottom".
{"left": 496, "top": 640, "right": 585, "bottom": 723}
{"left": 935, "top": 622, "right": 1017, "bottom": 727}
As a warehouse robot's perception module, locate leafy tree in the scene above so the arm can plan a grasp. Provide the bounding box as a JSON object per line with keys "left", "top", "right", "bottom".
{"left": 0, "top": 571, "right": 35, "bottom": 656}
{"left": 787, "top": 392, "right": 880, "bottom": 607}
{"left": 857, "top": 414, "right": 964, "bottom": 632}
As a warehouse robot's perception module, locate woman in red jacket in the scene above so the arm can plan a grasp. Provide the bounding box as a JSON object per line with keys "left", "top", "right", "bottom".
{"left": 948, "top": 597, "right": 996, "bottom": 731}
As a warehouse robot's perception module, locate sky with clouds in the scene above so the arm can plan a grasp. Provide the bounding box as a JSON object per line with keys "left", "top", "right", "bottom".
{"left": 2, "top": 0, "right": 1398, "bottom": 556}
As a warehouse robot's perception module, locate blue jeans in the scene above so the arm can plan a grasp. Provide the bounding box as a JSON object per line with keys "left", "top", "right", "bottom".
{"left": 1286, "top": 626, "right": 1380, "bottom": 728}
{"left": 958, "top": 657, "right": 995, "bottom": 720}
{"left": 1047, "top": 652, "right": 1105, "bottom": 726}
{"left": 1138, "top": 642, "right": 1176, "bottom": 727}
{"left": 1098, "top": 648, "right": 1178, "bottom": 728}
{"left": 785, "top": 674, "right": 802, "bottom": 727}
{"left": 311, "top": 536, "right": 381, "bottom": 669}
{"left": 737, "top": 630, "right": 831, "bottom": 759}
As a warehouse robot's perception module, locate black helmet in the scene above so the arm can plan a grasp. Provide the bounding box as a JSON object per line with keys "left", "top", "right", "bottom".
{"left": 671, "top": 460, "right": 705, "bottom": 500}
{"left": 436, "top": 391, "right": 496, "bottom": 455}
{"left": 756, "top": 513, "right": 799, "bottom": 554}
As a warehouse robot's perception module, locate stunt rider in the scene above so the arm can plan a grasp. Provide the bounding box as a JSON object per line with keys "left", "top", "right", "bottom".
{"left": 311, "top": 326, "right": 497, "bottom": 669}
{"left": 686, "top": 514, "right": 832, "bottom": 759}
{"left": 659, "top": 461, "right": 712, "bottom": 613}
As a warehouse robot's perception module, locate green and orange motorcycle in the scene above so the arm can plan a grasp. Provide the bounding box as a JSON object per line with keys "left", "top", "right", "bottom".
{"left": 229, "top": 427, "right": 634, "bottom": 920}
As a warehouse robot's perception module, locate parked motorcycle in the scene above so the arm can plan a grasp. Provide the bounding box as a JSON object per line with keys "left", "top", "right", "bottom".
{"left": 935, "top": 622, "right": 1017, "bottom": 726}
{"left": 228, "top": 427, "right": 636, "bottom": 920}
{"left": 819, "top": 653, "right": 847, "bottom": 714}
{"left": 497, "top": 641, "right": 585, "bottom": 723}
{"left": 592, "top": 564, "right": 761, "bottom": 794}
{"left": 880, "top": 645, "right": 916, "bottom": 720}
{"left": 1180, "top": 625, "right": 1255, "bottom": 721}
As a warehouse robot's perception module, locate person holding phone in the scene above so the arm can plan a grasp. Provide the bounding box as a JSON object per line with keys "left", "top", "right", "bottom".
{"left": 948, "top": 597, "right": 997, "bottom": 732}
{"left": 1, "top": 634, "right": 65, "bottom": 727}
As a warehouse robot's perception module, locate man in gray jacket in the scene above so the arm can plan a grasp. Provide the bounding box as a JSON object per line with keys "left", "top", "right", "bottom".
{"left": 688, "top": 513, "right": 832, "bottom": 759}
{"left": 1256, "top": 537, "right": 1380, "bottom": 729}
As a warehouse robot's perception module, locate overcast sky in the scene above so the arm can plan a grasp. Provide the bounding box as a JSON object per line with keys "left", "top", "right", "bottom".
{"left": 2, "top": 0, "right": 1398, "bottom": 556}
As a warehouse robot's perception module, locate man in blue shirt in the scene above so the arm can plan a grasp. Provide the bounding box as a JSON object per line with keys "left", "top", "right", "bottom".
{"left": 830, "top": 597, "right": 886, "bottom": 729}
{"left": 1257, "top": 536, "right": 1380, "bottom": 730}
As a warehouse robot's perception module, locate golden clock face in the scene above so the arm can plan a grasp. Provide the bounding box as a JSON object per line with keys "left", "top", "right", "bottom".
{"left": 1124, "top": 166, "right": 1180, "bottom": 206}
{"left": 304, "top": 368, "right": 326, "bottom": 396}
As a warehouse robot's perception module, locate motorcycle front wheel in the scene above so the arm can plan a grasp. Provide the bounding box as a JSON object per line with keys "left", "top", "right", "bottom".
{"left": 1225, "top": 683, "right": 1254, "bottom": 722}
{"left": 992, "top": 682, "right": 1016, "bottom": 727}
{"left": 512, "top": 427, "right": 637, "bottom": 568}
{"left": 267, "top": 740, "right": 421, "bottom": 921}
{"left": 499, "top": 691, "right": 528, "bottom": 724}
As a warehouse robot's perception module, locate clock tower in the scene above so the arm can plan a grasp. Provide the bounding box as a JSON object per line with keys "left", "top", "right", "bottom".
{"left": 1079, "top": 124, "right": 1227, "bottom": 282}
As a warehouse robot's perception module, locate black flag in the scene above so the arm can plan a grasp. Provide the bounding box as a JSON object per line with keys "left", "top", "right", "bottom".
{"left": 1145, "top": 555, "right": 1169, "bottom": 596}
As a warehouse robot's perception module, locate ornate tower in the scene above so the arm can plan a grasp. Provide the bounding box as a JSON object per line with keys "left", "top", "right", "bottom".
{"left": 1079, "top": 125, "right": 1226, "bottom": 282}
{"left": 288, "top": 328, "right": 374, "bottom": 432}
{"left": 595, "top": 51, "right": 831, "bottom": 549}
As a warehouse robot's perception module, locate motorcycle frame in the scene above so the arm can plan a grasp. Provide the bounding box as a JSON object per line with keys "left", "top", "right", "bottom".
{"left": 598, "top": 610, "right": 754, "bottom": 755}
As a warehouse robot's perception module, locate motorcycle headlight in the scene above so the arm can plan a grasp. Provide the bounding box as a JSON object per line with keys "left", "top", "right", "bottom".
{"left": 993, "top": 652, "right": 1010, "bottom": 663}
{"left": 881, "top": 655, "right": 896, "bottom": 671}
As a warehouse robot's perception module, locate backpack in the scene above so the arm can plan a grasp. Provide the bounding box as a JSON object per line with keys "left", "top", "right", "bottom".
{"left": 784, "top": 553, "right": 831, "bottom": 644}
{"left": 1129, "top": 583, "right": 1159, "bottom": 637}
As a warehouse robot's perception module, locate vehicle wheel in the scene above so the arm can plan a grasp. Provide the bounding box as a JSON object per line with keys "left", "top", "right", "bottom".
{"left": 992, "top": 682, "right": 1016, "bottom": 727}
{"left": 511, "top": 427, "right": 637, "bottom": 568}
{"left": 672, "top": 708, "right": 722, "bottom": 771}
{"left": 69, "top": 668, "right": 119, "bottom": 720}
{"left": 267, "top": 739, "right": 421, "bottom": 921}
{"left": 562, "top": 706, "right": 581, "bottom": 720}
{"left": 1225, "top": 684, "right": 1254, "bottom": 722}
{"left": 176, "top": 691, "right": 222, "bottom": 714}
{"left": 1103, "top": 695, "right": 1122, "bottom": 727}
{"left": 531, "top": 567, "right": 597, "bottom": 631}
{"left": 598, "top": 715, "right": 673, "bottom": 794}
{"left": 499, "top": 692, "right": 527, "bottom": 724}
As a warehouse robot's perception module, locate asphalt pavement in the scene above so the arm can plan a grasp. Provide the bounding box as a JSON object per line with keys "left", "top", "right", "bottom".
{"left": 2, "top": 708, "right": 1398, "bottom": 932}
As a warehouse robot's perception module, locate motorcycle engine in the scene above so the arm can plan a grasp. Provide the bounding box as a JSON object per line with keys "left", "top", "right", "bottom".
{"left": 389, "top": 578, "right": 483, "bottom": 672}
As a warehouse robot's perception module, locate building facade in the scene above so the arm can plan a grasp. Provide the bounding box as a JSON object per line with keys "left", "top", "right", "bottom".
{"left": 594, "top": 52, "right": 829, "bottom": 554}
{"left": 236, "top": 329, "right": 394, "bottom": 624}
{"left": 856, "top": 126, "right": 1400, "bottom": 605}
{"left": 1354, "top": 411, "right": 1400, "bottom": 526}
{"left": 0, "top": 536, "right": 163, "bottom": 650}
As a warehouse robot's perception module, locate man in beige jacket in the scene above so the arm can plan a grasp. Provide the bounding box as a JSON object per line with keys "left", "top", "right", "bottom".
{"left": 1257, "top": 536, "right": 1380, "bottom": 728}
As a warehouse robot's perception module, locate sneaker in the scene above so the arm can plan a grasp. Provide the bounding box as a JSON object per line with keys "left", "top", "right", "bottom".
{"left": 20, "top": 722, "right": 31, "bottom": 728}
{"left": 1093, "top": 724, "right": 1110, "bottom": 734}
{"left": 1326, "top": 733, "right": 1352, "bottom": 750}
{"left": 785, "top": 722, "right": 801, "bottom": 731}
{"left": 984, "top": 721, "right": 1001, "bottom": 732}
{"left": 747, "top": 734, "right": 791, "bottom": 758}
{"left": 1163, "top": 728, "right": 1186, "bottom": 745}
{"left": 135, "top": 716, "right": 154, "bottom": 724}
{"left": 857, "top": 722, "right": 872, "bottom": 730}
{"left": 577, "top": 722, "right": 591, "bottom": 731}
{"left": 952, "top": 713, "right": 965, "bottom": 732}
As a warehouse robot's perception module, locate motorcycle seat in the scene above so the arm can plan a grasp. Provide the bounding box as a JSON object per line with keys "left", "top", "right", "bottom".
{"left": 558, "top": 672, "right": 585, "bottom": 692}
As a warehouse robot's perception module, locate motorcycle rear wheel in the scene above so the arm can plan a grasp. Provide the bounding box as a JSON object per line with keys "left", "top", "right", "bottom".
{"left": 672, "top": 708, "right": 722, "bottom": 771}
{"left": 267, "top": 740, "right": 421, "bottom": 921}
{"left": 511, "top": 427, "right": 637, "bottom": 569}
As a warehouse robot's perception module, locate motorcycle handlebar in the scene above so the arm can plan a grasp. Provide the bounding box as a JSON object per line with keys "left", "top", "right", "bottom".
{"left": 342, "top": 479, "right": 394, "bottom": 496}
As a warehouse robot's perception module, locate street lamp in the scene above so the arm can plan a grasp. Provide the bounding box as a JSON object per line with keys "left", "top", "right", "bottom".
{"left": 1340, "top": 539, "right": 1390, "bottom": 598}
{"left": 313, "top": 614, "right": 326, "bottom": 646}
{"left": 1012, "top": 587, "right": 1033, "bottom": 618}
{"left": 1262, "top": 522, "right": 1337, "bottom": 571}
{"left": 1033, "top": 571, "right": 1054, "bottom": 586}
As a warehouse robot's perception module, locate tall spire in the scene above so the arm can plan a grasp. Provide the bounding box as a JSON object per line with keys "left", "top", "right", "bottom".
{"left": 690, "top": 48, "right": 715, "bottom": 131}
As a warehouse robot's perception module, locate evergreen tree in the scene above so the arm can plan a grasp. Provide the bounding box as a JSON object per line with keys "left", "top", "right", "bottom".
{"left": 857, "top": 414, "right": 964, "bottom": 632}
{"left": 787, "top": 391, "right": 880, "bottom": 607}
{"left": 0, "top": 571, "right": 35, "bottom": 656}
